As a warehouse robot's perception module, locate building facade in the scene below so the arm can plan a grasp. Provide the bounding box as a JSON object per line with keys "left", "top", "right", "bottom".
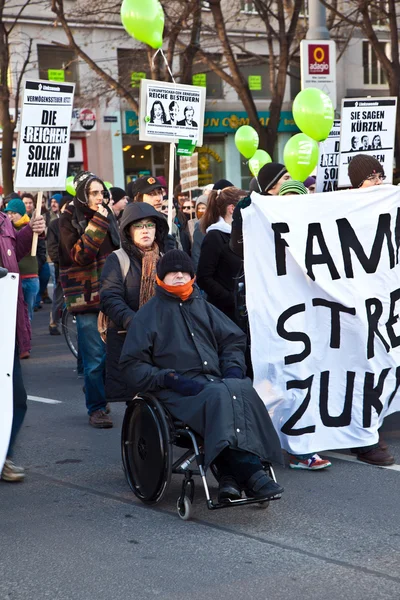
{"left": 2, "top": 0, "right": 393, "bottom": 192}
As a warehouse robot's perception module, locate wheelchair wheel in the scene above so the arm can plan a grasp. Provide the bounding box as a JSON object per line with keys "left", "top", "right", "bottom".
{"left": 121, "top": 395, "right": 172, "bottom": 505}
{"left": 177, "top": 496, "right": 192, "bottom": 521}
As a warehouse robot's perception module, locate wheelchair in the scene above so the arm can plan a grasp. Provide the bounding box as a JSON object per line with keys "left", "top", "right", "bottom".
{"left": 121, "top": 393, "right": 281, "bottom": 521}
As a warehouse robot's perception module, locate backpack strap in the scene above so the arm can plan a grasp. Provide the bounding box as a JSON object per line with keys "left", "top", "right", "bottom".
{"left": 113, "top": 247, "right": 130, "bottom": 282}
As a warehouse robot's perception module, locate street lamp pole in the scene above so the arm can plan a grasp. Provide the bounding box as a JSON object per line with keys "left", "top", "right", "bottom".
{"left": 306, "top": 0, "right": 330, "bottom": 40}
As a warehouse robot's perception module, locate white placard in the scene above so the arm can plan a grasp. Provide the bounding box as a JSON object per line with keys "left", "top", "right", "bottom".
{"left": 139, "top": 80, "right": 206, "bottom": 145}
{"left": 300, "top": 39, "right": 337, "bottom": 109}
{"left": 316, "top": 120, "right": 341, "bottom": 193}
{"left": 14, "top": 79, "right": 75, "bottom": 190}
{"left": 0, "top": 273, "right": 19, "bottom": 472}
{"left": 338, "top": 97, "right": 397, "bottom": 188}
{"left": 180, "top": 154, "right": 199, "bottom": 192}
{"left": 243, "top": 185, "right": 400, "bottom": 455}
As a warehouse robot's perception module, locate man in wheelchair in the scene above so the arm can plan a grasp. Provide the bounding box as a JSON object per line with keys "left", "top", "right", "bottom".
{"left": 120, "top": 250, "right": 284, "bottom": 503}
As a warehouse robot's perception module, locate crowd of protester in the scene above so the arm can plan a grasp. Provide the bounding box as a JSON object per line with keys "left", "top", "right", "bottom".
{"left": 0, "top": 152, "right": 393, "bottom": 494}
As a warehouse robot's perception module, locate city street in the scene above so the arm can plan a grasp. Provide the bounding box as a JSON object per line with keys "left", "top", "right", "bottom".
{"left": 2, "top": 306, "right": 400, "bottom": 600}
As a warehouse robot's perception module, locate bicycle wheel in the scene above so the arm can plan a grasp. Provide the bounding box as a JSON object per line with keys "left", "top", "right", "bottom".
{"left": 61, "top": 307, "right": 79, "bottom": 358}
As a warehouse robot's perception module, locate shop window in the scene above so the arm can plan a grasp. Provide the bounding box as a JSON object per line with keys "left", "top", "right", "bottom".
{"left": 290, "top": 59, "right": 301, "bottom": 100}
{"left": 196, "top": 137, "right": 225, "bottom": 187}
{"left": 190, "top": 56, "right": 224, "bottom": 99}
{"left": 117, "top": 48, "right": 149, "bottom": 92}
{"left": 363, "top": 41, "right": 388, "bottom": 85}
{"left": 239, "top": 60, "right": 271, "bottom": 99}
{"left": 37, "top": 45, "right": 79, "bottom": 94}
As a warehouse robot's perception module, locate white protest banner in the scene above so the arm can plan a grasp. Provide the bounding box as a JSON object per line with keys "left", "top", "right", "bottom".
{"left": 0, "top": 273, "right": 19, "bottom": 472}
{"left": 243, "top": 186, "right": 400, "bottom": 454}
{"left": 14, "top": 79, "right": 75, "bottom": 190}
{"left": 180, "top": 154, "right": 199, "bottom": 192}
{"left": 316, "top": 120, "right": 340, "bottom": 193}
{"left": 338, "top": 97, "right": 397, "bottom": 188}
{"left": 139, "top": 79, "right": 206, "bottom": 145}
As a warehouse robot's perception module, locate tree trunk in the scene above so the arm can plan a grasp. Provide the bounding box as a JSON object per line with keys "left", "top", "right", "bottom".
{"left": 0, "top": 12, "right": 14, "bottom": 195}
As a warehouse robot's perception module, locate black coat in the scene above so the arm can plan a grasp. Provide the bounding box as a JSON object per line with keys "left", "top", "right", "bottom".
{"left": 196, "top": 228, "right": 242, "bottom": 322}
{"left": 100, "top": 202, "right": 168, "bottom": 401}
{"left": 119, "top": 285, "right": 282, "bottom": 469}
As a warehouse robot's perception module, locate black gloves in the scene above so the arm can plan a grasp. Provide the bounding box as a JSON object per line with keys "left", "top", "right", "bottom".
{"left": 164, "top": 373, "right": 204, "bottom": 396}
{"left": 223, "top": 367, "right": 244, "bottom": 379}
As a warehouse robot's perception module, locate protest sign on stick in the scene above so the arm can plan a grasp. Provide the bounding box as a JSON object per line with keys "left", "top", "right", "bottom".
{"left": 338, "top": 97, "right": 397, "bottom": 188}
{"left": 0, "top": 273, "right": 19, "bottom": 472}
{"left": 14, "top": 79, "right": 75, "bottom": 255}
{"left": 180, "top": 154, "right": 198, "bottom": 193}
{"left": 316, "top": 120, "right": 340, "bottom": 193}
{"left": 243, "top": 186, "right": 400, "bottom": 455}
{"left": 139, "top": 79, "right": 205, "bottom": 230}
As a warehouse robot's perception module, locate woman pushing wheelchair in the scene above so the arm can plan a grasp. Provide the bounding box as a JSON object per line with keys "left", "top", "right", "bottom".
{"left": 119, "top": 250, "right": 284, "bottom": 503}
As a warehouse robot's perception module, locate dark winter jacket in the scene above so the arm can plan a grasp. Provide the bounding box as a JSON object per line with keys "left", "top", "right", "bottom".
{"left": 196, "top": 222, "right": 242, "bottom": 322}
{"left": 59, "top": 200, "right": 119, "bottom": 313}
{"left": 0, "top": 212, "right": 32, "bottom": 353}
{"left": 100, "top": 202, "right": 169, "bottom": 401}
{"left": 119, "top": 285, "right": 282, "bottom": 469}
{"left": 191, "top": 219, "right": 205, "bottom": 271}
{"left": 47, "top": 217, "right": 61, "bottom": 265}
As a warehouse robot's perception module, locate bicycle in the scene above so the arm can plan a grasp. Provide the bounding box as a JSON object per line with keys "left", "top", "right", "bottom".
{"left": 61, "top": 306, "right": 79, "bottom": 359}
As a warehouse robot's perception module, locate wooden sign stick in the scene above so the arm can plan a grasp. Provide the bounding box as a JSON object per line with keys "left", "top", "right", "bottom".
{"left": 31, "top": 190, "right": 43, "bottom": 257}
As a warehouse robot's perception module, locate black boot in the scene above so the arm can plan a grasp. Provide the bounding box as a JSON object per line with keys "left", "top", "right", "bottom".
{"left": 244, "top": 470, "right": 284, "bottom": 500}
{"left": 218, "top": 476, "right": 241, "bottom": 503}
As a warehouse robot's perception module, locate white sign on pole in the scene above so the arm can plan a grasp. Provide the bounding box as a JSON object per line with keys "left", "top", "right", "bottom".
{"left": 338, "top": 97, "right": 397, "bottom": 188}
{"left": 139, "top": 79, "right": 206, "bottom": 145}
{"left": 316, "top": 119, "right": 341, "bottom": 193}
{"left": 300, "top": 39, "right": 337, "bottom": 109}
{"left": 243, "top": 186, "right": 400, "bottom": 455}
{"left": 180, "top": 154, "right": 199, "bottom": 192}
{"left": 14, "top": 79, "right": 75, "bottom": 190}
{"left": 0, "top": 273, "right": 19, "bottom": 472}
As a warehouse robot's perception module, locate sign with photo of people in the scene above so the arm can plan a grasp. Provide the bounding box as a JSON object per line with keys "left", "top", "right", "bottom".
{"left": 139, "top": 79, "right": 206, "bottom": 145}
{"left": 338, "top": 97, "right": 397, "bottom": 188}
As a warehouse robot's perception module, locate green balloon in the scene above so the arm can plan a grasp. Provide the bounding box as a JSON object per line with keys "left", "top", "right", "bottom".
{"left": 293, "top": 88, "right": 334, "bottom": 142}
{"left": 121, "top": 0, "right": 164, "bottom": 49}
{"left": 235, "top": 126, "right": 259, "bottom": 159}
{"left": 249, "top": 149, "right": 272, "bottom": 177}
{"left": 283, "top": 133, "right": 319, "bottom": 181}
{"left": 65, "top": 176, "right": 76, "bottom": 196}
{"left": 104, "top": 181, "right": 113, "bottom": 190}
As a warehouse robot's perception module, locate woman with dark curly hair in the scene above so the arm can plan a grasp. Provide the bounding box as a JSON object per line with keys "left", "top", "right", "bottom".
{"left": 100, "top": 202, "right": 168, "bottom": 402}
{"left": 150, "top": 101, "right": 167, "bottom": 124}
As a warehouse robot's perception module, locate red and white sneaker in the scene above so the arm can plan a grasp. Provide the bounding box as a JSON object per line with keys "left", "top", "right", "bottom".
{"left": 289, "top": 453, "right": 331, "bottom": 470}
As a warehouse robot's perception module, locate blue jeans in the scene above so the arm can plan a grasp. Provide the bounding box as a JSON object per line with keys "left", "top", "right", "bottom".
{"left": 22, "top": 277, "right": 40, "bottom": 321}
{"left": 75, "top": 313, "right": 106, "bottom": 415}
{"left": 8, "top": 345, "right": 28, "bottom": 458}
{"left": 35, "top": 261, "right": 51, "bottom": 306}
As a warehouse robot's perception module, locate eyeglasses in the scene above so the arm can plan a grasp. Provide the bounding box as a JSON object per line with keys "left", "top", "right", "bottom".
{"left": 132, "top": 222, "right": 156, "bottom": 230}
{"left": 182, "top": 206, "right": 194, "bottom": 211}
{"left": 359, "top": 174, "right": 386, "bottom": 187}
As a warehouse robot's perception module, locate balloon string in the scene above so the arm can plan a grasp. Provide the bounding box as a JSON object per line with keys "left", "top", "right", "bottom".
{"left": 152, "top": 48, "right": 176, "bottom": 85}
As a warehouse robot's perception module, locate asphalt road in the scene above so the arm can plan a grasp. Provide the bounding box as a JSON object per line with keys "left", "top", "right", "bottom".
{"left": 2, "top": 305, "right": 400, "bottom": 600}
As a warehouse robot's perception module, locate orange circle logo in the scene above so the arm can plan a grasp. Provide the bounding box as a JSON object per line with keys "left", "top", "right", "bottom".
{"left": 313, "top": 47, "right": 325, "bottom": 63}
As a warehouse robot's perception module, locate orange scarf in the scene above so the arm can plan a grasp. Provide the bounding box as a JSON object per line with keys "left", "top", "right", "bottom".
{"left": 156, "top": 275, "right": 195, "bottom": 301}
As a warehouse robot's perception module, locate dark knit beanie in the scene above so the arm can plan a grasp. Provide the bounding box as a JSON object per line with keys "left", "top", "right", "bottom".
{"left": 213, "top": 179, "right": 233, "bottom": 191}
{"left": 157, "top": 249, "right": 195, "bottom": 281}
{"left": 258, "top": 163, "right": 287, "bottom": 194}
{"left": 249, "top": 177, "right": 262, "bottom": 193}
{"left": 109, "top": 187, "right": 126, "bottom": 202}
{"left": 73, "top": 170, "right": 105, "bottom": 205}
{"left": 348, "top": 154, "right": 384, "bottom": 188}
